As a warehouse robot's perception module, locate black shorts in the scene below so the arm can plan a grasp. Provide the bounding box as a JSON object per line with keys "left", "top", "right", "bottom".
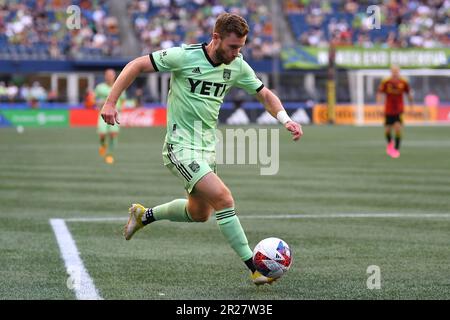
{"left": 385, "top": 114, "right": 403, "bottom": 125}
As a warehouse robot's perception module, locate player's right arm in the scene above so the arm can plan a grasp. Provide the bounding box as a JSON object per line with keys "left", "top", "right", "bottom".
{"left": 376, "top": 79, "right": 387, "bottom": 106}
{"left": 101, "top": 55, "right": 156, "bottom": 125}
{"left": 102, "top": 47, "right": 184, "bottom": 125}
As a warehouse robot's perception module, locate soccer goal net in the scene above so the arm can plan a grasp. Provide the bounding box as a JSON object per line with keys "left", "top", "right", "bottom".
{"left": 348, "top": 69, "right": 450, "bottom": 126}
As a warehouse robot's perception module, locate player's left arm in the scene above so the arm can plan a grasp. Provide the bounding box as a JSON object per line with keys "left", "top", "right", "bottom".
{"left": 405, "top": 82, "right": 413, "bottom": 107}
{"left": 407, "top": 92, "right": 413, "bottom": 107}
{"left": 376, "top": 79, "right": 386, "bottom": 106}
{"left": 93, "top": 86, "right": 103, "bottom": 110}
{"left": 255, "top": 87, "right": 303, "bottom": 141}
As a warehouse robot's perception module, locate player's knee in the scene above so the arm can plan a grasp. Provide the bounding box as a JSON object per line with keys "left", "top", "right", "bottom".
{"left": 214, "top": 190, "right": 234, "bottom": 210}
{"left": 192, "top": 214, "right": 210, "bottom": 222}
{"left": 190, "top": 207, "right": 213, "bottom": 222}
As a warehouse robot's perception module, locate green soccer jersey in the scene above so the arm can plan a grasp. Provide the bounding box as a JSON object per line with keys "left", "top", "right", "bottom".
{"left": 150, "top": 43, "right": 264, "bottom": 151}
{"left": 95, "top": 82, "right": 126, "bottom": 111}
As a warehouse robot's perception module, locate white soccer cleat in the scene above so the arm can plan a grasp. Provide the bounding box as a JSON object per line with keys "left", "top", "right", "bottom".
{"left": 123, "top": 203, "right": 146, "bottom": 240}
{"left": 251, "top": 271, "right": 276, "bottom": 286}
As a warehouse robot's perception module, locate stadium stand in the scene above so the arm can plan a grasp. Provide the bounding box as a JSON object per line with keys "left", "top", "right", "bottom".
{"left": 127, "top": 0, "right": 278, "bottom": 60}
{"left": 0, "top": 0, "right": 120, "bottom": 60}
{"left": 2, "top": 0, "right": 447, "bottom": 60}
{"left": 283, "top": 0, "right": 449, "bottom": 48}
{"left": 0, "top": 0, "right": 448, "bottom": 106}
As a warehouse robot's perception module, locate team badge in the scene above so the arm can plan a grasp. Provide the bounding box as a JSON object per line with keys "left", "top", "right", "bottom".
{"left": 189, "top": 160, "right": 200, "bottom": 173}
{"left": 223, "top": 69, "right": 231, "bottom": 80}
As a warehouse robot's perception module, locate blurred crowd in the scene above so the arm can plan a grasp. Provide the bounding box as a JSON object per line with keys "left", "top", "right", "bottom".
{"left": 1, "top": 0, "right": 448, "bottom": 61}
{"left": 284, "top": 0, "right": 450, "bottom": 48}
{"left": 0, "top": 0, "right": 121, "bottom": 59}
{"left": 127, "top": 0, "right": 280, "bottom": 60}
{"left": 0, "top": 80, "right": 60, "bottom": 107}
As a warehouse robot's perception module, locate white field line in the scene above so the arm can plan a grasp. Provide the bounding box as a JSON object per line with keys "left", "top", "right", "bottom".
{"left": 64, "top": 213, "right": 450, "bottom": 222}
{"left": 50, "top": 219, "right": 102, "bottom": 300}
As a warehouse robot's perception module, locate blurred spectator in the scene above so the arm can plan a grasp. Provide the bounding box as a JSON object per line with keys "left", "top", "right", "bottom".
{"left": 7, "top": 83, "right": 19, "bottom": 102}
{"left": 19, "top": 83, "right": 30, "bottom": 101}
{"left": 47, "top": 90, "right": 58, "bottom": 103}
{"left": 344, "top": 1, "right": 359, "bottom": 14}
{"left": 385, "top": 31, "right": 400, "bottom": 48}
{"left": 29, "top": 81, "right": 47, "bottom": 102}
{"left": 0, "top": 82, "right": 7, "bottom": 101}
{"left": 49, "top": 37, "right": 62, "bottom": 59}
{"left": 84, "top": 89, "right": 96, "bottom": 109}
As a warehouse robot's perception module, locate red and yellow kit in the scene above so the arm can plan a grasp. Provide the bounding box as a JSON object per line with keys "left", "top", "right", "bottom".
{"left": 378, "top": 77, "right": 410, "bottom": 115}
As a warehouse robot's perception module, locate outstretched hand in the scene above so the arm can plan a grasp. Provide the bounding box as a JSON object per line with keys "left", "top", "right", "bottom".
{"left": 285, "top": 121, "right": 303, "bottom": 141}
{"left": 101, "top": 103, "right": 120, "bottom": 126}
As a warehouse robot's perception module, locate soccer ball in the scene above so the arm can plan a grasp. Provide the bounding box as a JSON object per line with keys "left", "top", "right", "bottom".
{"left": 252, "top": 237, "right": 292, "bottom": 279}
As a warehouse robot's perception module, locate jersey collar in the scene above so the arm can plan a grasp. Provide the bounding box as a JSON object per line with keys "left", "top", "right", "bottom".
{"left": 202, "top": 43, "right": 222, "bottom": 68}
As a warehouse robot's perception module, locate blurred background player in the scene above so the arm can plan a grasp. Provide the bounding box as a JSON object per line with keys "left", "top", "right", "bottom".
{"left": 377, "top": 65, "right": 413, "bottom": 159}
{"left": 95, "top": 69, "right": 126, "bottom": 164}
{"left": 101, "top": 13, "right": 302, "bottom": 286}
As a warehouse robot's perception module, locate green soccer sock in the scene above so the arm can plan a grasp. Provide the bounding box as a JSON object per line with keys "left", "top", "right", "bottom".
{"left": 108, "top": 135, "right": 117, "bottom": 154}
{"left": 152, "top": 199, "right": 193, "bottom": 222}
{"left": 385, "top": 132, "right": 392, "bottom": 143}
{"left": 395, "top": 134, "right": 401, "bottom": 150}
{"left": 216, "top": 208, "right": 253, "bottom": 262}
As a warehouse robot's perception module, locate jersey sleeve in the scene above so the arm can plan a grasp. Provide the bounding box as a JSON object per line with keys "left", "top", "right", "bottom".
{"left": 94, "top": 84, "right": 106, "bottom": 102}
{"left": 94, "top": 84, "right": 101, "bottom": 99}
{"left": 378, "top": 79, "right": 387, "bottom": 93}
{"left": 149, "top": 47, "right": 185, "bottom": 72}
{"left": 234, "top": 60, "right": 264, "bottom": 94}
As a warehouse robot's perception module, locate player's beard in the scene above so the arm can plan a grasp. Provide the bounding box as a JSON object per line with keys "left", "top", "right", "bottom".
{"left": 215, "top": 45, "right": 234, "bottom": 65}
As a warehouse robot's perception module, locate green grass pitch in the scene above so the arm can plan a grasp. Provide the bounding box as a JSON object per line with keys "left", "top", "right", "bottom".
{"left": 0, "top": 125, "right": 449, "bottom": 299}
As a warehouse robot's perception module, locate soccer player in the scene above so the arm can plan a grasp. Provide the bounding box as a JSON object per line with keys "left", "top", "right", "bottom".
{"left": 101, "top": 13, "right": 303, "bottom": 285}
{"left": 377, "top": 65, "right": 413, "bottom": 158}
{"left": 95, "top": 69, "right": 126, "bottom": 164}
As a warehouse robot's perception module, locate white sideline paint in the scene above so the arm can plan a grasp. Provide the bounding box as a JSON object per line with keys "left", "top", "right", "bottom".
{"left": 50, "top": 219, "right": 102, "bottom": 300}
{"left": 64, "top": 213, "right": 450, "bottom": 222}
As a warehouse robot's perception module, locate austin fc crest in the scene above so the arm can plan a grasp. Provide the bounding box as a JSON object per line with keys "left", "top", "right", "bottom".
{"left": 189, "top": 160, "right": 200, "bottom": 173}
{"left": 223, "top": 69, "right": 231, "bottom": 80}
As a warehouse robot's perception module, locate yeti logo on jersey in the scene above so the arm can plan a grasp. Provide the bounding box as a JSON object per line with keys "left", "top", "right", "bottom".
{"left": 188, "top": 160, "right": 200, "bottom": 173}
{"left": 187, "top": 78, "right": 227, "bottom": 97}
{"left": 223, "top": 69, "right": 231, "bottom": 80}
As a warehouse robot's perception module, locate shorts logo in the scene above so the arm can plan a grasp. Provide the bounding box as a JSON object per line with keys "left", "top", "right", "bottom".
{"left": 223, "top": 69, "right": 231, "bottom": 80}
{"left": 188, "top": 160, "right": 200, "bottom": 173}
